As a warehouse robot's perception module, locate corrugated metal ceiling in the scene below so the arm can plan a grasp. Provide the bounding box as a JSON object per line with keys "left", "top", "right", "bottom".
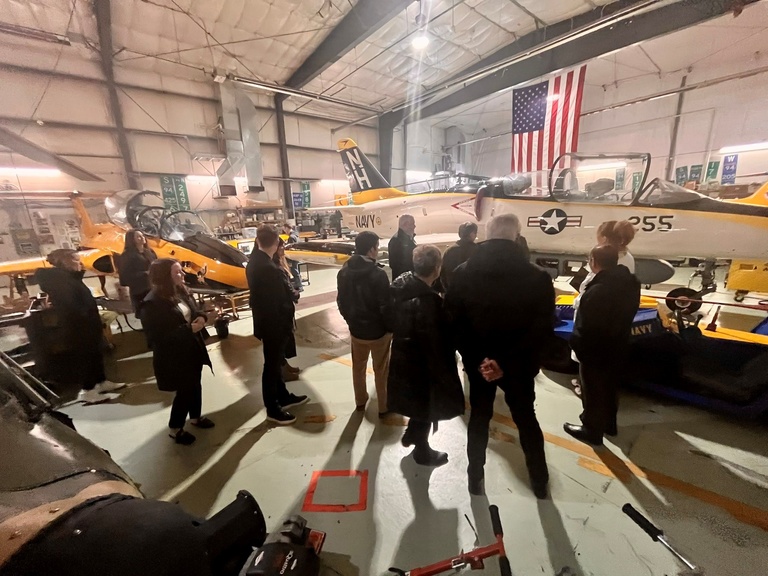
{"left": 2, "top": 0, "right": 615, "bottom": 122}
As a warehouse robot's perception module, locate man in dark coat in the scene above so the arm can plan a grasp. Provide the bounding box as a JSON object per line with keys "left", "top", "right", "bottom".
{"left": 565, "top": 244, "right": 640, "bottom": 445}
{"left": 247, "top": 225, "right": 308, "bottom": 425}
{"left": 336, "top": 231, "right": 392, "bottom": 416}
{"left": 388, "top": 245, "right": 464, "bottom": 466}
{"left": 34, "top": 249, "right": 125, "bottom": 404}
{"left": 445, "top": 214, "right": 555, "bottom": 498}
{"left": 387, "top": 214, "right": 416, "bottom": 280}
{"left": 440, "top": 221, "right": 478, "bottom": 290}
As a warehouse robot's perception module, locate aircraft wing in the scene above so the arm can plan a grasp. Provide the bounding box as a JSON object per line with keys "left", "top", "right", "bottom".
{"left": 0, "top": 249, "right": 115, "bottom": 280}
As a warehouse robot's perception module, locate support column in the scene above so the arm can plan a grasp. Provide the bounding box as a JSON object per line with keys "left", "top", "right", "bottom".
{"left": 664, "top": 74, "right": 687, "bottom": 182}
{"left": 93, "top": 0, "right": 140, "bottom": 189}
{"left": 274, "top": 95, "right": 294, "bottom": 219}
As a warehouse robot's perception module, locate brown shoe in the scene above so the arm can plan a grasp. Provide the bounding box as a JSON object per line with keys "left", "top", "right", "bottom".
{"left": 285, "top": 363, "right": 301, "bottom": 374}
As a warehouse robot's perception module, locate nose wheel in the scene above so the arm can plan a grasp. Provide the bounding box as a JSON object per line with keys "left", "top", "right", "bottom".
{"left": 665, "top": 287, "right": 701, "bottom": 313}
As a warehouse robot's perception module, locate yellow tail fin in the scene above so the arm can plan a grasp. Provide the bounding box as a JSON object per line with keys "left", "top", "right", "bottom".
{"left": 726, "top": 181, "right": 768, "bottom": 206}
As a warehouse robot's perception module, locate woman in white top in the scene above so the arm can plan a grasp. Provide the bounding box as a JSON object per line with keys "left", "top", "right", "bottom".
{"left": 571, "top": 220, "right": 636, "bottom": 395}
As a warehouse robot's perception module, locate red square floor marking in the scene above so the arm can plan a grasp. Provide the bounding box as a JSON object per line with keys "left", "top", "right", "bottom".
{"left": 302, "top": 469, "right": 368, "bottom": 512}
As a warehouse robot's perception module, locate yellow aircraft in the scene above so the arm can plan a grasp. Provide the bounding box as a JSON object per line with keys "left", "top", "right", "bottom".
{"left": 0, "top": 190, "right": 249, "bottom": 294}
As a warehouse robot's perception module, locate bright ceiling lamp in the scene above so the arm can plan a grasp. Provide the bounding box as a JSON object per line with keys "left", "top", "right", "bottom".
{"left": 0, "top": 167, "right": 61, "bottom": 177}
{"left": 576, "top": 162, "right": 627, "bottom": 172}
{"left": 411, "top": 0, "right": 429, "bottom": 50}
{"left": 412, "top": 34, "right": 430, "bottom": 50}
{"left": 719, "top": 142, "right": 768, "bottom": 154}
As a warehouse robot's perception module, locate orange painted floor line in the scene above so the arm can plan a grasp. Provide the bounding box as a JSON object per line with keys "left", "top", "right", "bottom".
{"left": 318, "top": 353, "right": 374, "bottom": 374}
{"left": 578, "top": 457, "right": 768, "bottom": 531}
{"left": 489, "top": 409, "right": 768, "bottom": 531}
{"left": 318, "top": 357, "right": 768, "bottom": 531}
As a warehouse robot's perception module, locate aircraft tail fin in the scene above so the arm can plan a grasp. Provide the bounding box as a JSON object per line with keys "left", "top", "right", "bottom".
{"left": 337, "top": 138, "right": 407, "bottom": 204}
{"left": 726, "top": 181, "right": 768, "bottom": 206}
{"left": 71, "top": 194, "right": 98, "bottom": 239}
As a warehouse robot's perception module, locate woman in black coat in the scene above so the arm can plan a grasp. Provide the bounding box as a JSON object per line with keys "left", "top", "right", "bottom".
{"left": 388, "top": 245, "right": 465, "bottom": 467}
{"left": 140, "top": 259, "right": 213, "bottom": 445}
{"left": 273, "top": 237, "right": 301, "bottom": 381}
{"left": 118, "top": 229, "right": 157, "bottom": 313}
{"left": 34, "top": 249, "right": 126, "bottom": 403}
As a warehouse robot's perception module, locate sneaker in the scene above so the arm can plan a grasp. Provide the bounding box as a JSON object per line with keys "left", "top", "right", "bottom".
{"left": 79, "top": 388, "right": 115, "bottom": 404}
{"left": 169, "top": 428, "right": 196, "bottom": 445}
{"left": 281, "top": 394, "right": 309, "bottom": 410}
{"left": 267, "top": 410, "right": 297, "bottom": 426}
{"left": 95, "top": 380, "right": 126, "bottom": 393}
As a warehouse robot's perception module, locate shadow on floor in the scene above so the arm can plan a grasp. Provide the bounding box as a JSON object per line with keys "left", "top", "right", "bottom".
{"left": 121, "top": 393, "right": 267, "bottom": 499}
{"left": 388, "top": 457, "right": 460, "bottom": 574}
{"left": 173, "top": 422, "right": 272, "bottom": 517}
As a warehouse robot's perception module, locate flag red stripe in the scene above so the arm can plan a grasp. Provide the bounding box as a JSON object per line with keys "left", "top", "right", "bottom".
{"left": 548, "top": 75, "right": 561, "bottom": 171}
{"left": 571, "top": 65, "right": 587, "bottom": 152}
{"left": 560, "top": 70, "right": 574, "bottom": 158}
{"left": 536, "top": 129, "right": 544, "bottom": 172}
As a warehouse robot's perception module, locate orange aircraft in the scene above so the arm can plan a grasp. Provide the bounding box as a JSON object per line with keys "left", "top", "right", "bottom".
{"left": 0, "top": 190, "right": 249, "bottom": 295}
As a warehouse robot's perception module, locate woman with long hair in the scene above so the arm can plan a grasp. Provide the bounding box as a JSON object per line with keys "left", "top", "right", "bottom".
{"left": 273, "top": 238, "right": 301, "bottom": 380}
{"left": 118, "top": 229, "right": 157, "bottom": 313}
{"left": 596, "top": 220, "right": 635, "bottom": 272}
{"left": 140, "top": 258, "right": 214, "bottom": 445}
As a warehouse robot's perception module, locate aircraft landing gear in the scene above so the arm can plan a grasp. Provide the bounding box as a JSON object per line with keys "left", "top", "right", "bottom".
{"left": 664, "top": 259, "right": 720, "bottom": 313}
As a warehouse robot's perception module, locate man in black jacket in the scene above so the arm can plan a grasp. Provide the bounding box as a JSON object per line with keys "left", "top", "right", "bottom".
{"left": 440, "top": 221, "right": 478, "bottom": 290}
{"left": 387, "top": 214, "right": 416, "bottom": 280}
{"left": 337, "top": 231, "right": 392, "bottom": 416}
{"left": 445, "top": 214, "right": 554, "bottom": 498}
{"left": 565, "top": 244, "right": 640, "bottom": 445}
{"left": 247, "top": 225, "right": 308, "bottom": 425}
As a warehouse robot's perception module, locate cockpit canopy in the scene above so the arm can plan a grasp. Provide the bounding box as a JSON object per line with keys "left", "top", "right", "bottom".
{"left": 104, "top": 190, "right": 214, "bottom": 241}
{"left": 549, "top": 153, "right": 651, "bottom": 204}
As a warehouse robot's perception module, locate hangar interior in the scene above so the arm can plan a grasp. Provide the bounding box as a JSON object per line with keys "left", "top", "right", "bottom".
{"left": 1, "top": 1, "right": 768, "bottom": 575}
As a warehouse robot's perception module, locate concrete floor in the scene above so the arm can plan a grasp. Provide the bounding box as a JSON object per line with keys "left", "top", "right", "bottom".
{"left": 37, "top": 266, "right": 768, "bottom": 575}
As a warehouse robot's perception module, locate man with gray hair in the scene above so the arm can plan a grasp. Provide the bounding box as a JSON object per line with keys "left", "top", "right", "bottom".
{"left": 445, "top": 213, "right": 555, "bottom": 499}
{"left": 388, "top": 245, "right": 464, "bottom": 466}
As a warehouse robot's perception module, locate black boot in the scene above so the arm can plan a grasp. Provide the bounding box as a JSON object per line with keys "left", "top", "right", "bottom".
{"left": 413, "top": 446, "right": 448, "bottom": 467}
{"left": 468, "top": 467, "right": 485, "bottom": 496}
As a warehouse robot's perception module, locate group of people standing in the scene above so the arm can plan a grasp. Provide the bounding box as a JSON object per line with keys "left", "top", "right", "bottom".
{"left": 335, "top": 213, "right": 640, "bottom": 498}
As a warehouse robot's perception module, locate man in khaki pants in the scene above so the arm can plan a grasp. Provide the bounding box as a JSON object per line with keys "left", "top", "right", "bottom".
{"left": 337, "top": 231, "right": 393, "bottom": 417}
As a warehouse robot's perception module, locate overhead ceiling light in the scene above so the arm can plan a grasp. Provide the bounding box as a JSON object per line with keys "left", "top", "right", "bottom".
{"left": 185, "top": 175, "right": 218, "bottom": 183}
{"left": 0, "top": 167, "right": 62, "bottom": 177}
{"left": 719, "top": 142, "right": 768, "bottom": 154}
{"left": 412, "top": 0, "right": 430, "bottom": 50}
{"left": 576, "top": 162, "right": 627, "bottom": 172}
{"left": 412, "top": 34, "right": 430, "bottom": 50}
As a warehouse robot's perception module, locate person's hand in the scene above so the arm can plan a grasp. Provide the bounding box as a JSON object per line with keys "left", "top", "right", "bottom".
{"left": 191, "top": 316, "right": 207, "bottom": 333}
{"left": 479, "top": 358, "right": 503, "bottom": 382}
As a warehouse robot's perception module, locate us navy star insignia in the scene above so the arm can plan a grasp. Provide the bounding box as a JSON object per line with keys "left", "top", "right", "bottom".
{"left": 527, "top": 208, "right": 582, "bottom": 235}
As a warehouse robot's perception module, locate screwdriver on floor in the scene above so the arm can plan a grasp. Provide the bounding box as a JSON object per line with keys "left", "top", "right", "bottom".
{"left": 622, "top": 503, "right": 698, "bottom": 572}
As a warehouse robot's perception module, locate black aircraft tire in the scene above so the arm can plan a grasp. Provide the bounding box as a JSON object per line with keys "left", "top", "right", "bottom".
{"left": 665, "top": 287, "right": 702, "bottom": 313}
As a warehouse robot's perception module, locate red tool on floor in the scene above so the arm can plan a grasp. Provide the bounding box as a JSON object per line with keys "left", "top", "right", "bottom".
{"left": 388, "top": 505, "right": 512, "bottom": 576}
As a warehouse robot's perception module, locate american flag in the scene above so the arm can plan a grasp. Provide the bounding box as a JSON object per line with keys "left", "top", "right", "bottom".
{"left": 511, "top": 66, "right": 587, "bottom": 175}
